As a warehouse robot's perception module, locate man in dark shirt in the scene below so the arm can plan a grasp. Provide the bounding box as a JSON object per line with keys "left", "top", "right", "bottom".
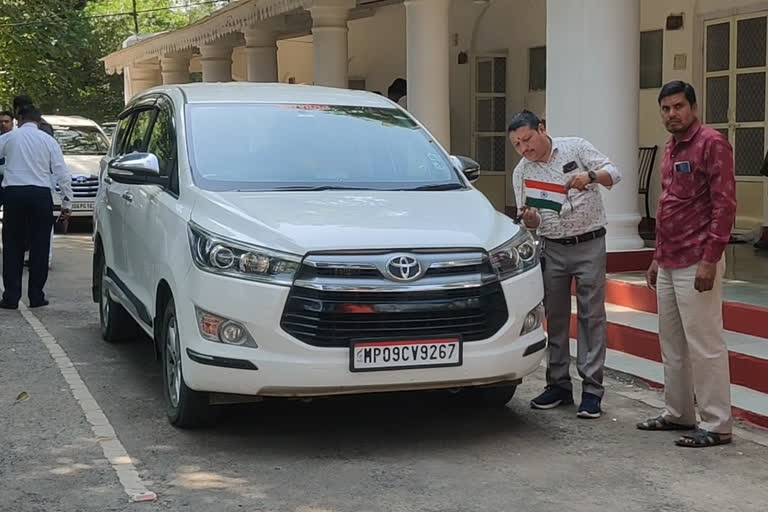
{"left": 0, "top": 110, "right": 13, "bottom": 211}
{"left": 638, "top": 81, "right": 736, "bottom": 448}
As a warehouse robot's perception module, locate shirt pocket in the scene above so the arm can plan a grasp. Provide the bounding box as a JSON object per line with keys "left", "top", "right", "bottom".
{"left": 670, "top": 164, "right": 704, "bottom": 199}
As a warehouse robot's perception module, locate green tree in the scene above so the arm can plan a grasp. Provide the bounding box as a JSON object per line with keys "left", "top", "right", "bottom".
{"left": 0, "top": 1, "right": 226, "bottom": 123}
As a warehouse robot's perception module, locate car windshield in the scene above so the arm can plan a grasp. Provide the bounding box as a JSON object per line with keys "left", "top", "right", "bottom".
{"left": 52, "top": 125, "right": 110, "bottom": 155}
{"left": 186, "top": 103, "right": 464, "bottom": 191}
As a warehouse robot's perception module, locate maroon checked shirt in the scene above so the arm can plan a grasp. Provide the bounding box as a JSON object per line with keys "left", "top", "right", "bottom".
{"left": 655, "top": 120, "right": 737, "bottom": 269}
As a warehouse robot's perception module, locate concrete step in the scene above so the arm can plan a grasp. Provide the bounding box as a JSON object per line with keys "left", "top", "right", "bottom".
{"left": 565, "top": 279, "right": 768, "bottom": 429}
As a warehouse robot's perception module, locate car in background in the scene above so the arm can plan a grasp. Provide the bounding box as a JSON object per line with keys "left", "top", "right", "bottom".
{"left": 45, "top": 115, "right": 110, "bottom": 223}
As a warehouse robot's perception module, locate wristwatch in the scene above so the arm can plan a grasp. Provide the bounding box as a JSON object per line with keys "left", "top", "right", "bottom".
{"left": 587, "top": 170, "right": 597, "bottom": 183}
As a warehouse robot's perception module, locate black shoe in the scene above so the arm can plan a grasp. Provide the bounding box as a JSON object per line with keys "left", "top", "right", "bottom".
{"left": 577, "top": 392, "right": 602, "bottom": 419}
{"left": 29, "top": 300, "right": 49, "bottom": 309}
{"left": 530, "top": 386, "right": 574, "bottom": 409}
{"left": 0, "top": 300, "right": 19, "bottom": 310}
{"left": 755, "top": 239, "right": 768, "bottom": 250}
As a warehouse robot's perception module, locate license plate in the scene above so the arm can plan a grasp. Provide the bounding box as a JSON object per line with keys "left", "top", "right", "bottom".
{"left": 71, "top": 201, "right": 94, "bottom": 210}
{"left": 350, "top": 336, "right": 462, "bottom": 372}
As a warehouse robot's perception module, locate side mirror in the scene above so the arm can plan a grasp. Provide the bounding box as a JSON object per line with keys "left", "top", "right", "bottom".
{"left": 107, "top": 153, "right": 168, "bottom": 186}
{"left": 451, "top": 155, "right": 481, "bottom": 183}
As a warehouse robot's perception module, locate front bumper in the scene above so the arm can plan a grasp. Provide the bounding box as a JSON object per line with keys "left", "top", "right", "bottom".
{"left": 53, "top": 204, "right": 94, "bottom": 218}
{"left": 176, "top": 266, "right": 546, "bottom": 398}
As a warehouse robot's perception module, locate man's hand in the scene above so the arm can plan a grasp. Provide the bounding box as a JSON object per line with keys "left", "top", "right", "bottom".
{"left": 565, "top": 172, "right": 592, "bottom": 191}
{"left": 695, "top": 260, "right": 717, "bottom": 292}
{"left": 59, "top": 208, "right": 72, "bottom": 222}
{"left": 520, "top": 206, "right": 540, "bottom": 229}
{"left": 646, "top": 260, "right": 658, "bottom": 291}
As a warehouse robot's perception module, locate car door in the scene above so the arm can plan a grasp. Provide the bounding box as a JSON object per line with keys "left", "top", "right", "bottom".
{"left": 98, "top": 110, "right": 135, "bottom": 280}
{"left": 105, "top": 105, "right": 157, "bottom": 292}
{"left": 123, "top": 96, "right": 179, "bottom": 315}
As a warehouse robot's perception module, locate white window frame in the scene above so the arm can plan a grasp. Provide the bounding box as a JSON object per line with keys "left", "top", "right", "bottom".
{"left": 703, "top": 12, "right": 768, "bottom": 229}
{"left": 704, "top": 13, "right": 768, "bottom": 178}
{"left": 470, "top": 53, "right": 508, "bottom": 176}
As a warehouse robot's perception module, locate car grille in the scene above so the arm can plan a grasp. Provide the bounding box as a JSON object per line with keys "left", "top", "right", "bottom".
{"left": 55, "top": 176, "right": 99, "bottom": 198}
{"left": 280, "top": 251, "right": 508, "bottom": 348}
{"left": 71, "top": 176, "right": 99, "bottom": 198}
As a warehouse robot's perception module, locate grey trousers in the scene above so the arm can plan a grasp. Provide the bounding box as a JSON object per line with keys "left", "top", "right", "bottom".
{"left": 542, "top": 235, "right": 607, "bottom": 397}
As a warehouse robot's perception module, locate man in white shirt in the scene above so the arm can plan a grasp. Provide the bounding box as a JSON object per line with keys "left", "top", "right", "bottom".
{"left": 509, "top": 110, "right": 621, "bottom": 419}
{"left": 0, "top": 104, "right": 72, "bottom": 309}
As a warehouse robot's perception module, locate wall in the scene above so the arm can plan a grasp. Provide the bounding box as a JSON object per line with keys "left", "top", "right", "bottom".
{"left": 449, "top": 0, "right": 547, "bottom": 209}
{"left": 348, "top": 4, "right": 407, "bottom": 94}
{"left": 638, "top": 0, "right": 695, "bottom": 221}
{"left": 277, "top": 36, "right": 315, "bottom": 84}
{"left": 640, "top": 0, "right": 768, "bottom": 229}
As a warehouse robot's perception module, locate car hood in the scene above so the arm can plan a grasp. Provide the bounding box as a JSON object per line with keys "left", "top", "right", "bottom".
{"left": 62, "top": 154, "right": 101, "bottom": 177}
{"left": 190, "top": 189, "right": 520, "bottom": 255}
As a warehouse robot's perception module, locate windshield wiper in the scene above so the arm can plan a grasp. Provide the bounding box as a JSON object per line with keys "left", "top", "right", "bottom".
{"left": 270, "top": 185, "right": 372, "bottom": 191}
{"left": 407, "top": 183, "right": 465, "bottom": 191}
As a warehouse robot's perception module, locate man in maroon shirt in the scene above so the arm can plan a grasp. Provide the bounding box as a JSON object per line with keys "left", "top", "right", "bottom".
{"left": 637, "top": 81, "right": 736, "bottom": 447}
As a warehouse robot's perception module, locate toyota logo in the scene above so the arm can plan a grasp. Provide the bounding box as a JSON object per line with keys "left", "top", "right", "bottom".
{"left": 76, "top": 176, "right": 87, "bottom": 183}
{"left": 385, "top": 255, "right": 422, "bottom": 281}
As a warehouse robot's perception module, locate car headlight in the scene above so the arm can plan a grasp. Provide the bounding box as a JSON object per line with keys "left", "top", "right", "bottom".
{"left": 489, "top": 230, "right": 540, "bottom": 281}
{"left": 188, "top": 222, "right": 301, "bottom": 285}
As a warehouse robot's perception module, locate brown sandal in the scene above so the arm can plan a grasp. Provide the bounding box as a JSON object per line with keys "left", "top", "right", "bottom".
{"left": 636, "top": 415, "right": 695, "bottom": 431}
{"left": 675, "top": 428, "right": 732, "bottom": 448}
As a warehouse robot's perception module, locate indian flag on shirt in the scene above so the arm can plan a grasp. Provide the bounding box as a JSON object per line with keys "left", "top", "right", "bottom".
{"left": 524, "top": 179, "right": 566, "bottom": 213}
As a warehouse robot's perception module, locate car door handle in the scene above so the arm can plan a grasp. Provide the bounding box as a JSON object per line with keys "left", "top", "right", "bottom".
{"left": 121, "top": 192, "right": 134, "bottom": 203}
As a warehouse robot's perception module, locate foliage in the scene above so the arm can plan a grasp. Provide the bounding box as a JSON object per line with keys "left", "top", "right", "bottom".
{"left": 0, "top": 1, "right": 227, "bottom": 124}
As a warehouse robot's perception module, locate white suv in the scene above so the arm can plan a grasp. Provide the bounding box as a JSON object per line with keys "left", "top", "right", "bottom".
{"left": 45, "top": 115, "right": 109, "bottom": 220}
{"left": 92, "top": 83, "right": 546, "bottom": 428}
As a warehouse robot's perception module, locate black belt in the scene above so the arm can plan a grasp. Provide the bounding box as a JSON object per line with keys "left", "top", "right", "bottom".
{"left": 546, "top": 227, "right": 606, "bottom": 245}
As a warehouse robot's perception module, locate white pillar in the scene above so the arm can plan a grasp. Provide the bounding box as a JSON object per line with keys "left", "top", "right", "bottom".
{"left": 546, "top": 0, "right": 643, "bottom": 250}
{"left": 199, "top": 39, "right": 234, "bottom": 82}
{"left": 308, "top": 0, "right": 355, "bottom": 88}
{"left": 160, "top": 51, "right": 191, "bottom": 85}
{"left": 125, "top": 59, "right": 161, "bottom": 102}
{"left": 244, "top": 26, "right": 278, "bottom": 82}
{"left": 404, "top": 0, "right": 451, "bottom": 151}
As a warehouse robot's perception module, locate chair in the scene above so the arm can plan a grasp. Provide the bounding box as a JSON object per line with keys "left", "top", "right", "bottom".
{"left": 638, "top": 145, "right": 658, "bottom": 221}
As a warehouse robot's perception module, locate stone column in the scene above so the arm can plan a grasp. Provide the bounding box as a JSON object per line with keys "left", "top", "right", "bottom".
{"left": 404, "top": 0, "right": 451, "bottom": 150}
{"left": 308, "top": 0, "right": 356, "bottom": 88}
{"left": 244, "top": 26, "right": 278, "bottom": 82}
{"left": 199, "top": 37, "right": 235, "bottom": 82}
{"left": 160, "top": 51, "right": 192, "bottom": 85}
{"left": 125, "top": 58, "right": 161, "bottom": 102}
{"left": 546, "top": 0, "right": 643, "bottom": 250}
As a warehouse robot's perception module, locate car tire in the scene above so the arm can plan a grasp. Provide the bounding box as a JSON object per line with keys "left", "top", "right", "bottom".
{"left": 160, "top": 297, "right": 212, "bottom": 428}
{"left": 96, "top": 251, "right": 138, "bottom": 343}
{"left": 457, "top": 385, "right": 518, "bottom": 408}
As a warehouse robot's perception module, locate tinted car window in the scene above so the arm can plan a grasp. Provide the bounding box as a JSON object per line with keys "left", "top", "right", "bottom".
{"left": 113, "top": 115, "right": 134, "bottom": 156}
{"left": 125, "top": 109, "right": 156, "bottom": 154}
{"left": 146, "top": 105, "right": 176, "bottom": 178}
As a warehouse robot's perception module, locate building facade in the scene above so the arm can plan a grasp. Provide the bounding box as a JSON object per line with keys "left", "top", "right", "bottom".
{"left": 102, "top": 0, "right": 768, "bottom": 250}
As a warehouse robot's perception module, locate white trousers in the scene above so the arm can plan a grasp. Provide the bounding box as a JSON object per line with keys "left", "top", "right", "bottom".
{"left": 657, "top": 257, "right": 732, "bottom": 433}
